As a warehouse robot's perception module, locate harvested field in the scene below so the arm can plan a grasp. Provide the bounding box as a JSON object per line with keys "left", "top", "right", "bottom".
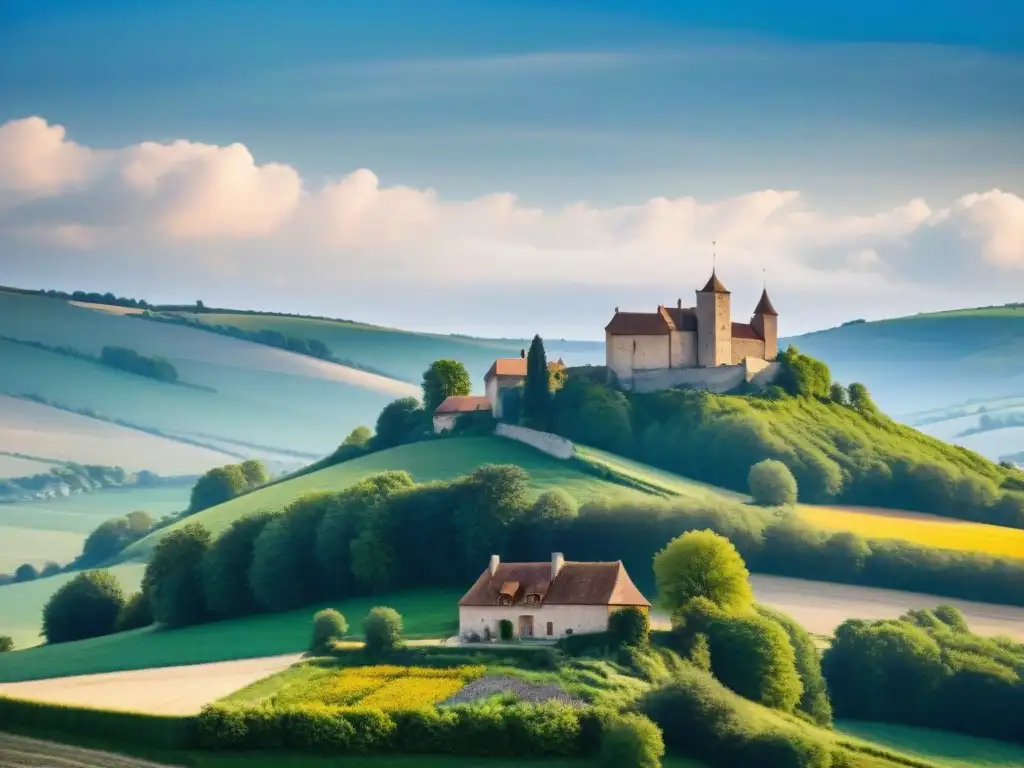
{"left": 0, "top": 732, "right": 178, "bottom": 767}
{"left": 0, "top": 654, "right": 301, "bottom": 716}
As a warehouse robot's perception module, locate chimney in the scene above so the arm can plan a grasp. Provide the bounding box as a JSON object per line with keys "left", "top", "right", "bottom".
{"left": 614, "top": 306, "right": 619, "bottom": 314}
{"left": 677, "top": 298, "right": 682, "bottom": 308}
{"left": 489, "top": 554, "right": 500, "bottom": 577}
{"left": 520, "top": 349, "right": 525, "bottom": 358}
{"left": 551, "top": 552, "right": 565, "bottom": 580}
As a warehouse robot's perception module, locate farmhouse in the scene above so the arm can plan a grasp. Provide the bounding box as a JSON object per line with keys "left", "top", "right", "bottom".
{"left": 432, "top": 395, "right": 492, "bottom": 433}
{"left": 484, "top": 351, "right": 566, "bottom": 419}
{"left": 605, "top": 269, "right": 780, "bottom": 392}
{"left": 458, "top": 552, "right": 650, "bottom": 641}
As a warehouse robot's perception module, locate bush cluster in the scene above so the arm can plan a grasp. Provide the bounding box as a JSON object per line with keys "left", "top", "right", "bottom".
{"left": 549, "top": 361, "right": 1024, "bottom": 529}
{"left": 188, "top": 460, "right": 269, "bottom": 515}
{"left": 100, "top": 345, "right": 178, "bottom": 383}
{"left": 822, "top": 606, "right": 1024, "bottom": 745}
{"left": 196, "top": 701, "right": 599, "bottom": 757}
{"left": 74, "top": 510, "right": 155, "bottom": 568}
{"left": 42, "top": 571, "right": 125, "bottom": 644}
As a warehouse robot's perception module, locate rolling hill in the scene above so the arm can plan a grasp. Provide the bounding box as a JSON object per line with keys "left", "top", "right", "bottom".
{"left": 785, "top": 305, "right": 1024, "bottom": 463}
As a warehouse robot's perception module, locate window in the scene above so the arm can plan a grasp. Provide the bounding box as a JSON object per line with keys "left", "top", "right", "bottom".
{"left": 499, "top": 595, "right": 512, "bottom": 606}
{"left": 546, "top": 622, "right": 553, "bottom": 636}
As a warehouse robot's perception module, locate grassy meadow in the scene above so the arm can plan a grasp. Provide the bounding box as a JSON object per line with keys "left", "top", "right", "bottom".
{"left": 0, "top": 588, "right": 461, "bottom": 682}
{"left": 0, "top": 485, "right": 189, "bottom": 572}
{"left": 0, "top": 292, "right": 418, "bottom": 462}
{"left": 175, "top": 310, "right": 604, "bottom": 384}
{"left": 837, "top": 721, "right": 1024, "bottom": 768}
{"left": 122, "top": 436, "right": 654, "bottom": 558}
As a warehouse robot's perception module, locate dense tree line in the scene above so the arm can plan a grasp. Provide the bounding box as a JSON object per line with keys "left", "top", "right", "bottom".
{"left": 823, "top": 607, "right": 1024, "bottom": 745}
{"left": 187, "top": 460, "right": 269, "bottom": 514}
{"left": 547, "top": 351, "right": 1024, "bottom": 529}
{"left": 73, "top": 510, "right": 156, "bottom": 568}
{"left": 0, "top": 461, "right": 146, "bottom": 503}
{"left": 99, "top": 346, "right": 178, "bottom": 383}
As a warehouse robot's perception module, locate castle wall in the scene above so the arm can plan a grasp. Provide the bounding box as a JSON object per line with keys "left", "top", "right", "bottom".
{"left": 495, "top": 423, "right": 575, "bottom": 460}
{"left": 669, "top": 330, "right": 698, "bottom": 369}
{"left": 628, "top": 360, "right": 780, "bottom": 394}
{"left": 606, "top": 332, "right": 670, "bottom": 385}
{"left": 731, "top": 337, "right": 766, "bottom": 364}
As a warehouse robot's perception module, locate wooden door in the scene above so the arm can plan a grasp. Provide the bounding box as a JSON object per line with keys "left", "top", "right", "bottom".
{"left": 518, "top": 615, "right": 534, "bottom": 637}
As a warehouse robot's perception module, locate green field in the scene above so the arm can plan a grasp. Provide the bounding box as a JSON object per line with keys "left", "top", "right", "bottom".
{"left": 123, "top": 436, "right": 654, "bottom": 559}
{"left": 0, "top": 292, "right": 417, "bottom": 463}
{"left": 0, "top": 485, "right": 189, "bottom": 572}
{"left": 838, "top": 721, "right": 1024, "bottom": 768}
{"left": 0, "top": 588, "right": 460, "bottom": 682}
{"left": 0, "top": 562, "right": 146, "bottom": 651}
{"left": 178, "top": 311, "right": 604, "bottom": 386}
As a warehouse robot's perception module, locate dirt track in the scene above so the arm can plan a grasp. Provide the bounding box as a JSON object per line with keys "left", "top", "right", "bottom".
{"left": 0, "top": 733, "right": 178, "bottom": 768}
{"left": 0, "top": 654, "right": 302, "bottom": 717}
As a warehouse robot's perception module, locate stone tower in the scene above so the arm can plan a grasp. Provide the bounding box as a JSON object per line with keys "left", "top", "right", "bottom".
{"left": 696, "top": 270, "right": 731, "bottom": 367}
{"left": 751, "top": 288, "right": 779, "bottom": 361}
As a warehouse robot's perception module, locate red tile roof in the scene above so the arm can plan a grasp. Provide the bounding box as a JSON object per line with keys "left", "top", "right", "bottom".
{"left": 434, "top": 395, "right": 492, "bottom": 415}
{"left": 458, "top": 559, "right": 650, "bottom": 607}
{"left": 484, "top": 358, "right": 565, "bottom": 381}
{"left": 605, "top": 311, "right": 671, "bottom": 336}
{"left": 731, "top": 322, "right": 763, "bottom": 341}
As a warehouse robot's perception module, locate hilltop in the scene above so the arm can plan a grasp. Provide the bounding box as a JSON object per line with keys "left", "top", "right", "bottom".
{"left": 785, "top": 304, "right": 1024, "bottom": 462}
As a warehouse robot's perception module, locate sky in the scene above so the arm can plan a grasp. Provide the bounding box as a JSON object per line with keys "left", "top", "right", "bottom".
{"left": 0, "top": 0, "right": 1022, "bottom": 339}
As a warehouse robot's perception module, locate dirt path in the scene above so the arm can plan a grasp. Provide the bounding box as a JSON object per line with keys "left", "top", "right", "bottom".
{"left": 0, "top": 653, "right": 302, "bottom": 716}
{"left": 0, "top": 732, "right": 178, "bottom": 768}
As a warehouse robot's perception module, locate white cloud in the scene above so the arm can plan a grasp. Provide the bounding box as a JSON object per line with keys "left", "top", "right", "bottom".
{"left": 0, "top": 115, "right": 1021, "bottom": 329}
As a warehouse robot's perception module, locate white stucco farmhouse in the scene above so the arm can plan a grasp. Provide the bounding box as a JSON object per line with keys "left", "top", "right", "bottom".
{"left": 457, "top": 552, "right": 651, "bottom": 641}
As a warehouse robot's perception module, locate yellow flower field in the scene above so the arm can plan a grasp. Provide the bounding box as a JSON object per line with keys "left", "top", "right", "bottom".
{"left": 276, "top": 665, "right": 486, "bottom": 711}
{"left": 796, "top": 505, "right": 1024, "bottom": 559}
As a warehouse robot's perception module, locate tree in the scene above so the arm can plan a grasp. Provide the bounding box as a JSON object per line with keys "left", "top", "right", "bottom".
{"left": 829, "top": 382, "right": 849, "bottom": 406}
{"left": 14, "top": 563, "right": 38, "bottom": 583}
{"left": 373, "top": 397, "right": 427, "bottom": 450}
{"left": 188, "top": 464, "right": 249, "bottom": 514}
{"left": 240, "top": 459, "right": 269, "bottom": 488}
{"left": 654, "top": 530, "right": 754, "bottom": 615}
{"left": 777, "top": 346, "right": 831, "bottom": 399}
{"left": 342, "top": 426, "right": 372, "bottom": 448}
{"left": 748, "top": 459, "right": 798, "bottom": 506}
{"left": 454, "top": 464, "right": 529, "bottom": 568}
{"left": 310, "top": 609, "right": 348, "bottom": 654}
{"left": 79, "top": 511, "right": 154, "bottom": 567}
{"left": 848, "top": 382, "right": 877, "bottom": 414}
{"left": 115, "top": 591, "right": 153, "bottom": 632}
{"left": 0, "top": 636, "right": 13, "bottom": 653}
{"left": 529, "top": 489, "right": 578, "bottom": 523}
{"left": 364, "top": 606, "right": 403, "bottom": 655}
{"left": 599, "top": 712, "right": 665, "bottom": 768}
{"left": 143, "top": 523, "right": 211, "bottom": 628}
{"left": 42, "top": 570, "right": 125, "bottom": 643}
{"left": 756, "top": 606, "right": 832, "bottom": 725}
{"left": 421, "top": 359, "right": 472, "bottom": 414}
{"left": 202, "top": 511, "right": 279, "bottom": 618}
{"left": 609, "top": 606, "right": 650, "bottom": 648}
{"left": 521, "top": 334, "right": 552, "bottom": 429}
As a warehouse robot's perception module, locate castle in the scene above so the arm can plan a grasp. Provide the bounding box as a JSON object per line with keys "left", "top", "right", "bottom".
{"left": 604, "top": 270, "right": 780, "bottom": 392}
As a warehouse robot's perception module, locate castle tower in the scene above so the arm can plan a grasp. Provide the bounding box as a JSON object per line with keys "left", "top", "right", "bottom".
{"left": 696, "top": 270, "right": 731, "bottom": 367}
{"left": 751, "top": 288, "right": 779, "bottom": 361}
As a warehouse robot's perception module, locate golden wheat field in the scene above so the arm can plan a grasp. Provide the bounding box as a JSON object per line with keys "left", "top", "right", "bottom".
{"left": 796, "top": 505, "right": 1024, "bottom": 559}
{"left": 274, "top": 665, "right": 486, "bottom": 710}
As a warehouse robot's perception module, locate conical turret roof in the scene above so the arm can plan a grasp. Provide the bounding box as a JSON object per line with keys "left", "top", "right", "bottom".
{"left": 699, "top": 270, "right": 730, "bottom": 294}
{"left": 753, "top": 288, "right": 778, "bottom": 316}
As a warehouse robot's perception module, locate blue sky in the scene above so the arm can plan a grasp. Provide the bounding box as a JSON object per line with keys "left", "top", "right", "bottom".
{"left": 1, "top": 1, "right": 1022, "bottom": 338}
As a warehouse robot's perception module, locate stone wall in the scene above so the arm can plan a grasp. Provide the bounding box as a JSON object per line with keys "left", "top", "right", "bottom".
{"left": 495, "top": 423, "right": 575, "bottom": 459}
{"left": 628, "top": 359, "right": 780, "bottom": 394}
{"left": 731, "top": 337, "right": 766, "bottom": 364}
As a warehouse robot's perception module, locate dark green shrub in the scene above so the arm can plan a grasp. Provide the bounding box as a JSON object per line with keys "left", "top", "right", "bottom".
{"left": 757, "top": 606, "right": 833, "bottom": 726}
{"left": 310, "top": 609, "right": 348, "bottom": 654}
{"left": 609, "top": 606, "right": 650, "bottom": 648}
{"left": 499, "top": 618, "right": 514, "bottom": 641}
{"left": 202, "top": 511, "right": 278, "bottom": 619}
{"left": 599, "top": 712, "right": 665, "bottom": 768}
{"left": 0, "top": 635, "right": 12, "bottom": 652}
{"left": 115, "top": 591, "right": 153, "bottom": 632}
{"left": 736, "top": 728, "right": 833, "bottom": 768}
{"left": 688, "top": 632, "right": 712, "bottom": 672}
{"left": 749, "top": 459, "right": 799, "bottom": 506}
{"left": 42, "top": 570, "right": 125, "bottom": 643}
{"left": 188, "top": 464, "right": 248, "bottom": 514}
{"left": 364, "top": 606, "right": 403, "bottom": 655}
{"left": 933, "top": 604, "right": 970, "bottom": 633}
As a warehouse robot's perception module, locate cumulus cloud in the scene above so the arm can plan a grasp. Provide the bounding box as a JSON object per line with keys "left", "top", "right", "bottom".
{"left": 0, "top": 115, "right": 1021, "bottom": 324}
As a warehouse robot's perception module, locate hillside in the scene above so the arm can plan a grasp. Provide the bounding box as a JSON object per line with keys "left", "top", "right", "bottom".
{"left": 785, "top": 305, "right": 1024, "bottom": 463}
{"left": 162, "top": 309, "right": 604, "bottom": 385}
{"left": 0, "top": 291, "right": 419, "bottom": 469}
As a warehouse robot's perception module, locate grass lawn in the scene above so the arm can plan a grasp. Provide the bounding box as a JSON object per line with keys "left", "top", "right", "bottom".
{"left": 0, "top": 485, "right": 189, "bottom": 572}
{"left": 837, "top": 720, "right": 1024, "bottom": 768}
{"left": 796, "top": 504, "right": 1024, "bottom": 560}
{"left": 124, "top": 437, "right": 655, "bottom": 558}
{"left": 0, "top": 562, "right": 146, "bottom": 651}
{"left": 0, "top": 588, "right": 461, "bottom": 683}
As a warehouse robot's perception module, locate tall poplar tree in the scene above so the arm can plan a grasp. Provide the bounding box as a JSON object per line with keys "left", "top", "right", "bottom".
{"left": 522, "top": 334, "right": 551, "bottom": 429}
